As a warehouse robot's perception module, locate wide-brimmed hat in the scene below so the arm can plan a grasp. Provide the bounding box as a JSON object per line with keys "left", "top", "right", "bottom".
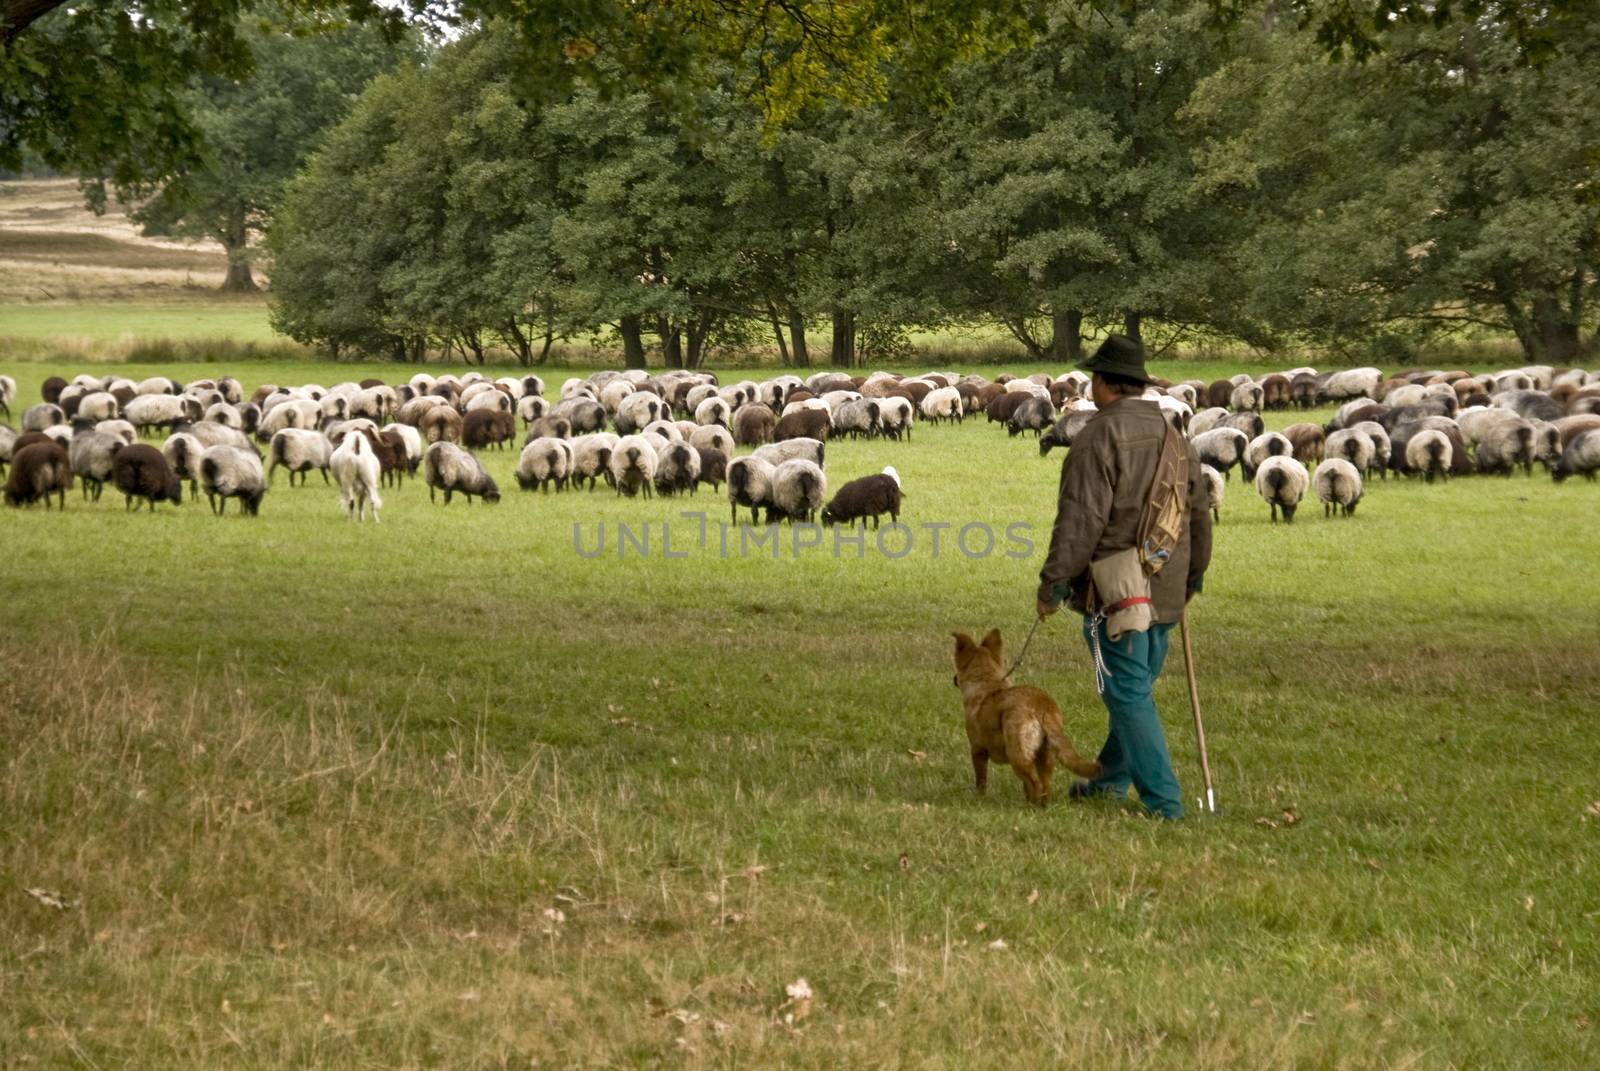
{"left": 1077, "top": 334, "right": 1155, "bottom": 385}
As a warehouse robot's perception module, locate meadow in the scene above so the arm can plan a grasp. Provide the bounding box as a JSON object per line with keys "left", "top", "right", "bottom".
{"left": 3, "top": 357, "right": 1598, "bottom": 1068}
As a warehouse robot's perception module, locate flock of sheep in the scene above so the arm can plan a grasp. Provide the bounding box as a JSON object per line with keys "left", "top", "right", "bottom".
{"left": 2, "top": 359, "right": 1597, "bottom": 528}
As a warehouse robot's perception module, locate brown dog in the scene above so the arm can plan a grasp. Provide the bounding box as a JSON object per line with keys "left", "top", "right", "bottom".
{"left": 952, "top": 629, "right": 1100, "bottom": 804}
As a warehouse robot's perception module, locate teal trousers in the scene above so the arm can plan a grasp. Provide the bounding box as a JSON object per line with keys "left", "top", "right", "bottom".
{"left": 1079, "top": 618, "right": 1184, "bottom": 819}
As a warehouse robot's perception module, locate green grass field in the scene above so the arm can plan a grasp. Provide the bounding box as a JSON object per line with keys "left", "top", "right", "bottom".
{"left": 3, "top": 359, "right": 1597, "bottom": 1067}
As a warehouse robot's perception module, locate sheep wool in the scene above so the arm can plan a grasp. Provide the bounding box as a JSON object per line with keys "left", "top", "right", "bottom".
{"left": 517, "top": 437, "right": 572, "bottom": 493}
{"left": 1314, "top": 458, "right": 1363, "bottom": 518}
{"left": 424, "top": 441, "right": 500, "bottom": 504}
{"left": 726, "top": 455, "right": 776, "bottom": 524}
{"left": 654, "top": 441, "right": 702, "bottom": 497}
{"left": 199, "top": 445, "right": 267, "bottom": 516}
{"left": 769, "top": 458, "right": 826, "bottom": 524}
{"left": 608, "top": 435, "right": 658, "bottom": 498}
{"left": 1254, "top": 455, "right": 1309, "bottom": 524}
{"left": 112, "top": 444, "right": 182, "bottom": 510}
{"left": 1404, "top": 429, "right": 1453, "bottom": 483}
{"left": 4, "top": 442, "right": 71, "bottom": 509}
{"left": 330, "top": 431, "right": 384, "bottom": 521}
{"left": 1200, "top": 464, "right": 1224, "bottom": 523}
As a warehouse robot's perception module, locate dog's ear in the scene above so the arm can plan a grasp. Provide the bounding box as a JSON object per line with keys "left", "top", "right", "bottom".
{"left": 952, "top": 631, "right": 974, "bottom": 654}
{"left": 980, "top": 628, "right": 1003, "bottom": 658}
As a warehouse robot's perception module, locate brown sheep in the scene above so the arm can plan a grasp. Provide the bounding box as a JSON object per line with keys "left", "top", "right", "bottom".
{"left": 774, "top": 408, "right": 831, "bottom": 443}
{"left": 1553, "top": 414, "right": 1600, "bottom": 448}
{"left": 462, "top": 408, "right": 515, "bottom": 450}
{"left": 986, "top": 393, "right": 1031, "bottom": 424}
{"left": 1260, "top": 374, "right": 1292, "bottom": 409}
{"left": 5, "top": 441, "right": 71, "bottom": 508}
{"left": 112, "top": 444, "right": 182, "bottom": 510}
{"left": 41, "top": 376, "right": 67, "bottom": 405}
{"left": 974, "top": 383, "right": 1007, "bottom": 409}
{"left": 1281, "top": 422, "right": 1325, "bottom": 465}
{"left": 1206, "top": 380, "right": 1233, "bottom": 409}
{"left": 820, "top": 470, "right": 902, "bottom": 528}
{"left": 1290, "top": 373, "right": 1320, "bottom": 408}
{"left": 420, "top": 406, "right": 463, "bottom": 444}
{"left": 899, "top": 381, "right": 932, "bottom": 405}
{"left": 733, "top": 404, "right": 777, "bottom": 446}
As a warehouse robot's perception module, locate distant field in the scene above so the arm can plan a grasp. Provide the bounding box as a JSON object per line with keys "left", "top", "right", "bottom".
{"left": 3, "top": 358, "right": 1597, "bottom": 1067}
{"left": 0, "top": 300, "right": 278, "bottom": 344}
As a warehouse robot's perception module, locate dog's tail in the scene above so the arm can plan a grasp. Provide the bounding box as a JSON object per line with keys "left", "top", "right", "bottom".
{"left": 1045, "top": 723, "right": 1101, "bottom": 779}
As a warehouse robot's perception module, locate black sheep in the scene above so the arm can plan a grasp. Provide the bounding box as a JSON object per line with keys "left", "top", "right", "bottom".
{"left": 696, "top": 446, "right": 727, "bottom": 491}
{"left": 773, "top": 407, "right": 831, "bottom": 443}
{"left": 820, "top": 469, "right": 902, "bottom": 528}
{"left": 113, "top": 444, "right": 183, "bottom": 510}
{"left": 4, "top": 441, "right": 71, "bottom": 509}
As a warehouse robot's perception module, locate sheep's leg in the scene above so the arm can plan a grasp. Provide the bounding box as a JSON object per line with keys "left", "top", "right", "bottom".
{"left": 1212, "top": 507, "right": 1220, "bottom": 524}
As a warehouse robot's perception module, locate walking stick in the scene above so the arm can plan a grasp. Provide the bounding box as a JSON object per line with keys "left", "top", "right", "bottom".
{"left": 1178, "top": 610, "right": 1217, "bottom": 813}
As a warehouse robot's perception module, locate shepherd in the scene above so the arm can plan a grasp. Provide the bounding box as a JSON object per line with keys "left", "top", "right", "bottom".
{"left": 1035, "top": 335, "right": 1213, "bottom": 819}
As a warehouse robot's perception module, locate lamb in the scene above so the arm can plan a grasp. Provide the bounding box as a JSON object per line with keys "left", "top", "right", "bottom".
{"left": 1228, "top": 382, "right": 1265, "bottom": 412}
{"left": 608, "top": 435, "right": 658, "bottom": 498}
{"left": 571, "top": 433, "right": 619, "bottom": 490}
{"left": 461, "top": 409, "right": 515, "bottom": 450}
{"left": 23, "top": 403, "right": 64, "bottom": 432}
{"left": 754, "top": 437, "right": 825, "bottom": 468}
{"left": 199, "top": 445, "right": 267, "bottom": 516}
{"left": 516, "top": 437, "right": 572, "bottom": 492}
{"left": 732, "top": 404, "right": 777, "bottom": 446}
{"left": 4, "top": 442, "right": 71, "bottom": 508}
{"left": 1007, "top": 395, "right": 1056, "bottom": 437}
{"left": 330, "top": 429, "right": 384, "bottom": 521}
{"left": 1191, "top": 427, "right": 1248, "bottom": 480}
{"left": 726, "top": 456, "right": 776, "bottom": 523}
{"left": 1552, "top": 430, "right": 1600, "bottom": 482}
{"left": 423, "top": 441, "right": 501, "bottom": 504}
{"left": 916, "top": 386, "right": 961, "bottom": 425}
{"left": 820, "top": 466, "right": 901, "bottom": 527}
{"left": 1403, "top": 429, "right": 1453, "bottom": 483}
{"left": 695, "top": 447, "right": 728, "bottom": 491}
{"left": 268, "top": 429, "right": 332, "bottom": 486}
{"left": 654, "top": 441, "right": 702, "bottom": 496}
{"left": 1243, "top": 432, "right": 1293, "bottom": 480}
{"left": 1314, "top": 458, "right": 1363, "bottom": 517}
{"left": 774, "top": 407, "right": 831, "bottom": 443}
{"left": 689, "top": 424, "right": 734, "bottom": 456}
{"left": 1473, "top": 419, "right": 1536, "bottom": 477}
{"left": 1200, "top": 464, "right": 1224, "bottom": 523}
{"left": 68, "top": 426, "right": 124, "bottom": 500}
{"left": 768, "top": 458, "right": 826, "bottom": 523}
{"left": 1253, "top": 455, "right": 1309, "bottom": 524}
{"left": 111, "top": 444, "right": 182, "bottom": 510}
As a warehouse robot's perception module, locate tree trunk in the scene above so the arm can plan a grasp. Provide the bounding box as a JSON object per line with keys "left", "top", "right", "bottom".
{"left": 656, "top": 314, "right": 684, "bottom": 369}
{"left": 218, "top": 213, "right": 256, "bottom": 292}
{"left": 1047, "top": 308, "right": 1083, "bottom": 362}
{"left": 619, "top": 315, "right": 647, "bottom": 370}
{"left": 788, "top": 306, "right": 810, "bottom": 367}
{"left": 767, "top": 302, "right": 791, "bottom": 366}
{"left": 1531, "top": 292, "right": 1581, "bottom": 363}
{"left": 504, "top": 322, "right": 532, "bottom": 367}
{"left": 686, "top": 312, "right": 715, "bottom": 369}
{"left": 830, "top": 307, "right": 855, "bottom": 368}
{"left": 1123, "top": 312, "right": 1142, "bottom": 344}
{"left": 999, "top": 316, "right": 1046, "bottom": 359}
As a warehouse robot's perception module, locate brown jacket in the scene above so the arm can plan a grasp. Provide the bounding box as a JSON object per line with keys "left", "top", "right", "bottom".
{"left": 1037, "top": 398, "right": 1212, "bottom": 623}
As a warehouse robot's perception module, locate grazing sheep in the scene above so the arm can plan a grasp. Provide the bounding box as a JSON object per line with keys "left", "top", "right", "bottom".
{"left": 202, "top": 402, "right": 243, "bottom": 430}
{"left": 4, "top": 442, "right": 71, "bottom": 508}
{"left": 615, "top": 391, "right": 667, "bottom": 434}
{"left": 417, "top": 406, "right": 463, "bottom": 444}
{"left": 199, "top": 445, "right": 266, "bottom": 516}
{"left": 0, "top": 424, "right": 15, "bottom": 474}
{"left": 1187, "top": 407, "right": 1228, "bottom": 437}
{"left": 1280, "top": 422, "right": 1325, "bottom": 466}
{"left": 768, "top": 458, "right": 826, "bottom": 523}
{"left": 1259, "top": 374, "right": 1292, "bottom": 409}
{"left": 424, "top": 441, "right": 500, "bottom": 504}
{"left": 1254, "top": 455, "right": 1309, "bottom": 524}
{"left": 382, "top": 422, "right": 423, "bottom": 474}
{"left": 1323, "top": 367, "right": 1383, "bottom": 401}
{"left": 876, "top": 396, "right": 914, "bottom": 441}
{"left": 1243, "top": 432, "right": 1293, "bottom": 480}
{"left": 1323, "top": 428, "right": 1376, "bottom": 476}
{"left": 1228, "top": 382, "right": 1265, "bottom": 412}
{"left": 1493, "top": 389, "right": 1562, "bottom": 424}
{"left": 1220, "top": 411, "right": 1265, "bottom": 439}
{"left": 39, "top": 424, "right": 72, "bottom": 450}
{"left": 695, "top": 396, "right": 732, "bottom": 427}
{"left": 462, "top": 408, "right": 515, "bottom": 450}
{"left": 1289, "top": 373, "right": 1320, "bottom": 408}
{"left": 1039, "top": 410, "right": 1096, "bottom": 457}
{"left": 1351, "top": 421, "right": 1392, "bottom": 479}
{"left": 985, "top": 392, "right": 1031, "bottom": 426}
{"left": 609, "top": 435, "right": 658, "bottom": 498}
{"left": 1474, "top": 419, "right": 1536, "bottom": 477}
{"left": 774, "top": 407, "right": 831, "bottom": 443}
{"left": 1008, "top": 395, "right": 1056, "bottom": 437}
{"left": 396, "top": 395, "right": 450, "bottom": 426}
{"left": 464, "top": 388, "right": 512, "bottom": 416}
{"left": 695, "top": 446, "right": 728, "bottom": 491}
{"left": 732, "top": 404, "right": 777, "bottom": 446}
{"left": 1403, "top": 429, "right": 1453, "bottom": 483}
{"left": 689, "top": 423, "right": 735, "bottom": 456}
{"left": 550, "top": 397, "right": 605, "bottom": 435}
{"left": 1552, "top": 430, "right": 1600, "bottom": 482}
{"left": 324, "top": 418, "right": 380, "bottom": 447}
{"left": 349, "top": 385, "right": 397, "bottom": 421}
{"left": 754, "top": 437, "right": 825, "bottom": 468}
{"left": 726, "top": 455, "right": 776, "bottom": 523}
{"left": 68, "top": 426, "right": 124, "bottom": 500}
{"left": 820, "top": 466, "right": 901, "bottom": 527}
{"left": 74, "top": 391, "right": 120, "bottom": 422}
{"left": 1551, "top": 414, "right": 1600, "bottom": 448}
{"left": 516, "top": 393, "right": 550, "bottom": 426}
{"left": 330, "top": 430, "right": 383, "bottom": 521}
{"left": 1314, "top": 458, "right": 1363, "bottom": 517}
{"left": 268, "top": 429, "right": 332, "bottom": 486}
{"left": 654, "top": 441, "right": 702, "bottom": 496}
{"left": 918, "top": 386, "right": 962, "bottom": 425}
{"left": 23, "top": 403, "right": 64, "bottom": 432}
{"left": 571, "top": 433, "right": 619, "bottom": 490}
{"left": 642, "top": 418, "right": 682, "bottom": 442}
{"left": 525, "top": 415, "right": 573, "bottom": 441}
{"left": 111, "top": 444, "right": 181, "bottom": 510}
{"left": 1200, "top": 464, "right": 1224, "bottom": 523}
{"left": 516, "top": 437, "right": 572, "bottom": 492}
{"left": 1191, "top": 427, "right": 1248, "bottom": 480}
{"left": 1527, "top": 420, "right": 1562, "bottom": 472}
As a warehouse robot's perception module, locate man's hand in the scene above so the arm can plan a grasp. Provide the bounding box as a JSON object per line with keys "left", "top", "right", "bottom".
{"left": 1036, "top": 597, "right": 1060, "bottom": 619}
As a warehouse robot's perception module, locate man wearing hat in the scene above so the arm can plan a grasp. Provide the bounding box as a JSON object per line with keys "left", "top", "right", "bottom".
{"left": 1034, "top": 334, "right": 1212, "bottom": 819}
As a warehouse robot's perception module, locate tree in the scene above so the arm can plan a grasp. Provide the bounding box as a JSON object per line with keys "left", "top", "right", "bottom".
{"left": 133, "top": 15, "right": 415, "bottom": 290}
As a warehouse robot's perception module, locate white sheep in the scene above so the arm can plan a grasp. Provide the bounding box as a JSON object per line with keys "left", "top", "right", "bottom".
{"left": 832, "top": 398, "right": 879, "bottom": 439}
{"left": 1193, "top": 428, "right": 1248, "bottom": 481}
{"left": 76, "top": 391, "right": 120, "bottom": 422}
{"left": 1314, "top": 458, "right": 1363, "bottom": 518}
{"left": 1188, "top": 407, "right": 1229, "bottom": 437}
{"left": 1403, "top": 429, "right": 1453, "bottom": 483}
{"left": 1228, "top": 382, "right": 1264, "bottom": 412}
{"left": 654, "top": 441, "right": 702, "bottom": 496}
{"left": 571, "top": 433, "right": 619, "bottom": 490}
{"left": 1254, "top": 455, "right": 1309, "bottom": 524}
{"left": 199, "top": 445, "right": 267, "bottom": 516}
{"left": 330, "top": 430, "right": 383, "bottom": 521}
{"left": 516, "top": 394, "right": 550, "bottom": 426}
{"left": 1323, "top": 429, "right": 1376, "bottom": 475}
{"left": 1200, "top": 464, "right": 1224, "bottom": 523}
{"left": 1474, "top": 418, "right": 1535, "bottom": 476}
{"left": 754, "top": 437, "right": 825, "bottom": 468}
{"left": 269, "top": 428, "right": 332, "bottom": 486}
{"left": 68, "top": 428, "right": 123, "bottom": 500}
{"left": 0, "top": 374, "right": 15, "bottom": 418}
{"left": 517, "top": 437, "right": 572, "bottom": 492}
{"left": 1351, "top": 421, "right": 1392, "bottom": 478}
{"left": 1323, "top": 367, "right": 1383, "bottom": 401}
{"left": 920, "top": 386, "right": 963, "bottom": 424}
{"left": 609, "top": 434, "right": 658, "bottom": 498}
{"left": 600, "top": 379, "right": 636, "bottom": 414}
{"left": 23, "top": 403, "right": 65, "bottom": 432}
{"left": 877, "top": 396, "right": 914, "bottom": 441}
{"left": 615, "top": 392, "right": 667, "bottom": 435}
{"left": 1244, "top": 431, "right": 1293, "bottom": 479}
{"left": 726, "top": 455, "right": 775, "bottom": 524}
{"left": 423, "top": 441, "right": 500, "bottom": 504}
{"left": 768, "top": 458, "right": 826, "bottom": 523}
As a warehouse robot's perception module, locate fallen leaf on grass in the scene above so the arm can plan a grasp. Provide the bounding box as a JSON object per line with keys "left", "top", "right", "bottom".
{"left": 1583, "top": 801, "right": 1600, "bottom": 821}
{"left": 24, "top": 888, "right": 78, "bottom": 911}
{"left": 543, "top": 908, "right": 566, "bottom": 924}
{"left": 741, "top": 864, "right": 767, "bottom": 881}
{"left": 1281, "top": 808, "right": 1302, "bottom": 826}
{"left": 906, "top": 750, "right": 927, "bottom": 761}
{"left": 1026, "top": 889, "right": 1039, "bottom": 905}
{"left": 1523, "top": 896, "right": 1535, "bottom": 913}
{"left": 1254, "top": 817, "right": 1278, "bottom": 830}
{"left": 778, "top": 977, "right": 814, "bottom": 1024}
{"left": 988, "top": 939, "right": 1008, "bottom": 951}
{"left": 973, "top": 921, "right": 987, "bottom": 933}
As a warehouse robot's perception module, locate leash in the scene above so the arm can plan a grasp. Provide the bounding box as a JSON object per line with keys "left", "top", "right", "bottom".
{"left": 1004, "top": 615, "right": 1044, "bottom": 678}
